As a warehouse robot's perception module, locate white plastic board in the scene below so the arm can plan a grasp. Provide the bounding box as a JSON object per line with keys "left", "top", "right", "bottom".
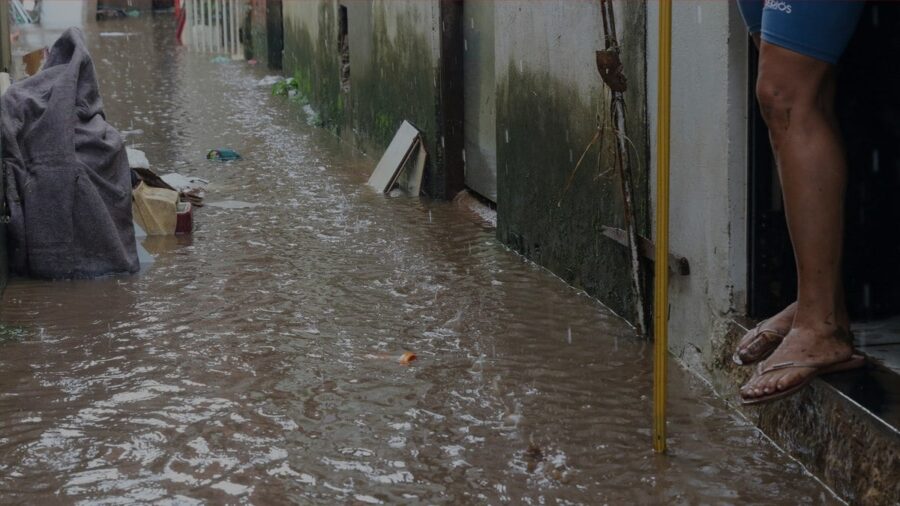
{"left": 368, "top": 120, "right": 420, "bottom": 192}
{"left": 396, "top": 140, "right": 427, "bottom": 196}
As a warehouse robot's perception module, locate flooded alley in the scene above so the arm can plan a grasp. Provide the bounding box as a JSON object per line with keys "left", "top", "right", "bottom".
{"left": 0, "top": 14, "right": 841, "bottom": 504}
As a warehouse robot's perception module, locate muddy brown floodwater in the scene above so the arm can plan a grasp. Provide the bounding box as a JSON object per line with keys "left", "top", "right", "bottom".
{"left": 0, "top": 15, "right": 839, "bottom": 505}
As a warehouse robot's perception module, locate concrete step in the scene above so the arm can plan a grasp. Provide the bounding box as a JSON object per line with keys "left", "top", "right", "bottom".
{"left": 709, "top": 319, "right": 900, "bottom": 505}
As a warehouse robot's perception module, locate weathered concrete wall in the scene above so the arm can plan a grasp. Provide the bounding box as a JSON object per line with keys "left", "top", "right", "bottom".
{"left": 0, "top": 0, "right": 6, "bottom": 294}
{"left": 281, "top": 0, "right": 463, "bottom": 198}
{"left": 0, "top": 99, "right": 5, "bottom": 295}
{"left": 346, "top": 1, "right": 439, "bottom": 159}
{"left": 495, "top": 1, "right": 650, "bottom": 323}
{"left": 645, "top": 1, "right": 749, "bottom": 369}
{"left": 249, "top": 0, "right": 282, "bottom": 69}
{"left": 250, "top": 0, "right": 269, "bottom": 66}
{"left": 462, "top": 2, "right": 496, "bottom": 202}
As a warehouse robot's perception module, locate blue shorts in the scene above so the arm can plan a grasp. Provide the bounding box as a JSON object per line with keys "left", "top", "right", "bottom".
{"left": 737, "top": 0, "right": 865, "bottom": 64}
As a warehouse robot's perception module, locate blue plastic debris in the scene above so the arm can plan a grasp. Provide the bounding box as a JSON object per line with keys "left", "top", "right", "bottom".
{"left": 207, "top": 149, "right": 241, "bottom": 161}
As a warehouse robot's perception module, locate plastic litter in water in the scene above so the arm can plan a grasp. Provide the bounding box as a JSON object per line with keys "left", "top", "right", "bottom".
{"left": 258, "top": 75, "right": 285, "bottom": 87}
{"left": 399, "top": 352, "right": 417, "bottom": 365}
{"left": 160, "top": 173, "right": 208, "bottom": 192}
{"left": 207, "top": 148, "right": 241, "bottom": 161}
{"left": 210, "top": 56, "right": 231, "bottom": 64}
{"left": 126, "top": 147, "right": 150, "bottom": 170}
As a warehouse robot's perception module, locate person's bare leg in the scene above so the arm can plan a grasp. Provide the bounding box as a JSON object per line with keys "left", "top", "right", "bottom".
{"left": 734, "top": 32, "right": 796, "bottom": 365}
{"left": 741, "top": 42, "right": 853, "bottom": 400}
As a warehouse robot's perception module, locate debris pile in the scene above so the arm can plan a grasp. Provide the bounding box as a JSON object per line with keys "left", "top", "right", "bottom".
{"left": 1, "top": 28, "right": 139, "bottom": 279}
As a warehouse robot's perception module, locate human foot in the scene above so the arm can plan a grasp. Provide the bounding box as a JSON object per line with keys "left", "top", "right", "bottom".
{"left": 739, "top": 325, "right": 862, "bottom": 404}
{"left": 733, "top": 302, "right": 797, "bottom": 365}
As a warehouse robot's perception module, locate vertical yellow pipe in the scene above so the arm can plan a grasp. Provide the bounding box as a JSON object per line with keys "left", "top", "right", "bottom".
{"left": 653, "top": 0, "right": 672, "bottom": 454}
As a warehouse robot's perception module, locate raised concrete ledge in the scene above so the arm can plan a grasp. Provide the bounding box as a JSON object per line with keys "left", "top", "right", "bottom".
{"left": 707, "top": 319, "right": 900, "bottom": 505}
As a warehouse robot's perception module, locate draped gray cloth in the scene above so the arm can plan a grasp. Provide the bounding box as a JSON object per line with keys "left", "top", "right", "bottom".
{"left": 2, "top": 28, "right": 138, "bottom": 279}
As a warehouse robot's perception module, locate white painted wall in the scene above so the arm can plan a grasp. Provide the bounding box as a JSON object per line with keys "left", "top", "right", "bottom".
{"left": 647, "top": 1, "right": 750, "bottom": 368}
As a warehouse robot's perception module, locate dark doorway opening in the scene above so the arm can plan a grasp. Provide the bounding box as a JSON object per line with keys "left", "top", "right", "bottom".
{"left": 747, "top": 2, "right": 900, "bottom": 378}
{"left": 338, "top": 5, "right": 350, "bottom": 93}
{"left": 265, "top": 0, "right": 283, "bottom": 70}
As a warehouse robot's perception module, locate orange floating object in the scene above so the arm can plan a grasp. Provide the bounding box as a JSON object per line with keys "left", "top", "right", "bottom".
{"left": 399, "top": 352, "right": 417, "bottom": 365}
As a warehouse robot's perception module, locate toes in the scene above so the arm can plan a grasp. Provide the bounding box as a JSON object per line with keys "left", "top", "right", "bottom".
{"left": 741, "top": 364, "right": 817, "bottom": 401}
{"left": 763, "top": 371, "right": 783, "bottom": 394}
{"left": 775, "top": 369, "right": 804, "bottom": 392}
{"left": 743, "top": 370, "right": 787, "bottom": 397}
{"left": 741, "top": 376, "right": 765, "bottom": 398}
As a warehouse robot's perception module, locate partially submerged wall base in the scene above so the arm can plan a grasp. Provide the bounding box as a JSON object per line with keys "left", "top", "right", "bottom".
{"left": 0, "top": 147, "right": 5, "bottom": 295}
{"left": 495, "top": 1, "right": 650, "bottom": 324}
{"left": 704, "top": 319, "right": 900, "bottom": 505}
{"left": 281, "top": 0, "right": 463, "bottom": 200}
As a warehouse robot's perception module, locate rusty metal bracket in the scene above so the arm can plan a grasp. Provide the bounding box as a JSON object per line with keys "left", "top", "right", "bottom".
{"left": 601, "top": 225, "right": 690, "bottom": 276}
{"left": 595, "top": 50, "right": 628, "bottom": 93}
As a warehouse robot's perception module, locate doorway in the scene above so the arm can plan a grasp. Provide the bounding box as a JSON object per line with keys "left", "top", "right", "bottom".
{"left": 461, "top": 1, "right": 496, "bottom": 203}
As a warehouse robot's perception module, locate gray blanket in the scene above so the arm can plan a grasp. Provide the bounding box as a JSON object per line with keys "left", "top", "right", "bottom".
{"left": 2, "top": 28, "right": 138, "bottom": 279}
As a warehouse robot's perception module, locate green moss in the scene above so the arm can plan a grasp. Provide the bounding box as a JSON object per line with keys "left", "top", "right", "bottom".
{"left": 271, "top": 77, "right": 298, "bottom": 96}
{"left": 0, "top": 324, "right": 26, "bottom": 343}
{"left": 496, "top": 62, "right": 647, "bottom": 321}
{"left": 282, "top": 3, "right": 345, "bottom": 134}
{"left": 350, "top": 6, "right": 437, "bottom": 149}
{"left": 281, "top": 2, "right": 437, "bottom": 153}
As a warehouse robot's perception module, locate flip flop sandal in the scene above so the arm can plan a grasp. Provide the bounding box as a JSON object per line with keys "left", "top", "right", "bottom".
{"left": 732, "top": 321, "right": 787, "bottom": 366}
{"left": 739, "top": 353, "right": 866, "bottom": 406}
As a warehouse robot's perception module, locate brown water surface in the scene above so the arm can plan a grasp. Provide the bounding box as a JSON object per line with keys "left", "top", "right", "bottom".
{"left": 0, "top": 15, "right": 839, "bottom": 505}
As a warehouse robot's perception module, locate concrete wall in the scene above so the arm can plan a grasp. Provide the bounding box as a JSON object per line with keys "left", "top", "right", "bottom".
{"left": 462, "top": 1, "right": 496, "bottom": 202}
{"left": 0, "top": 0, "right": 7, "bottom": 294}
{"left": 249, "top": 0, "right": 269, "bottom": 66}
{"left": 646, "top": 2, "right": 749, "bottom": 368}
{"left": 281, "top": 0, "right": 463, "bottom": 198}
{"left": 494, "top": 1, "right": 650, "bottom": 323}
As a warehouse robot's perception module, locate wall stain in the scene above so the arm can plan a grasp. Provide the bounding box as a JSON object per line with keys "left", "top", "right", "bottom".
{"left": 282, "top": 2, "right": 438, "bottom": 168}
{"left": 496, "top": 61, "right": 646, "bottom": 321}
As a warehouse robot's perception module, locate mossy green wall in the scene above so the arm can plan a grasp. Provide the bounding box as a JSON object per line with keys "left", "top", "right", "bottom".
{"left": 348, "top": 3, "right": 438, "bottom": 156}
{"left": 495, "top": 1, "right": 649, "bottom": 322}
{"left": 282, "top": 1, "right": 445, "bottom": 193}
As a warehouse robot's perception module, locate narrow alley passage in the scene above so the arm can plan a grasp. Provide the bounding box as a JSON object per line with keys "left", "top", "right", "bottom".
{"left": 0, "top": 15, "right": 838, "bottom": 504}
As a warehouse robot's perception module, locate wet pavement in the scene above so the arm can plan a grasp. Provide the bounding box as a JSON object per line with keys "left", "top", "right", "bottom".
{"left": 0, "top": 15, "right": 840, "bottom": 505}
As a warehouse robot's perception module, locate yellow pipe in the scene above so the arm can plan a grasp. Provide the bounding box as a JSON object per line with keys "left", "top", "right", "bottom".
{"left": 653, "top": 0, "right": 672, "bottom": 454}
